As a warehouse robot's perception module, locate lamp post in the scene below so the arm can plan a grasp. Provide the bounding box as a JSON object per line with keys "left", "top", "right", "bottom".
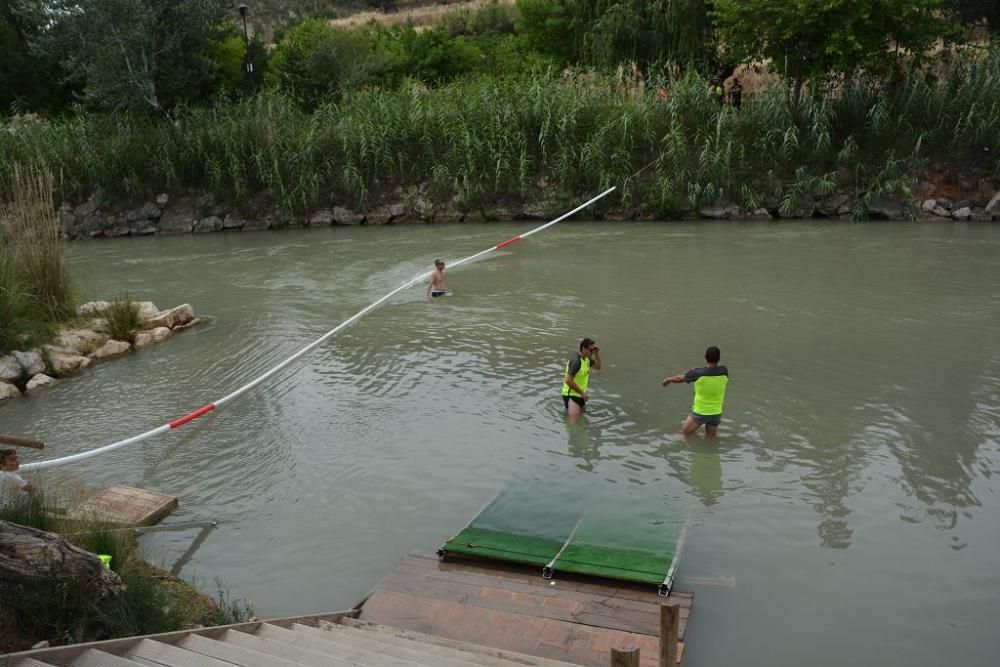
{"left": 238, "top": 4, "right": 254, "bottom": 85}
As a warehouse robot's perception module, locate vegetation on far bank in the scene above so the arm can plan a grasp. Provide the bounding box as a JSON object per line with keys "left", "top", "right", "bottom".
{"left": 1, "top": 0, "right": 998, "bottom": 217}
{"left": 0, "top": 495, "right": 253, "bottom": 653}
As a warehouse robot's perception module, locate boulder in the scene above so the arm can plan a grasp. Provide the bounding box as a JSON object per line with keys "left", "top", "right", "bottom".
{"left": 55, "top": 329, "right": 108, "bottom": 355}
{"left": 12, "top": 350, "right": 45, "bottom": 376}
{"left": 818, "top": 194, "right": 851, "bottom": 217}
{"left": 388, "top": 203, "right": 407, "bottom": 221}
{"left": 78, "top": 301, "right": 110, "bottom": 317}
{"left": 79, "top": 214, "right": 107, "bottom": 238}
{"left": 25, "top": 374, "right": 55, "bottom": 391}
{"left": 920, "top": 199, "right": 937, "bottom": 213}
{"left": 952, "top": 207, "right": 972, "bottom": 220}
{"left": 0, "top": 355, "right": 23, "bottom": 382}
{"left": 126, "top": 203, "right": 162, "bottom": 222}
{"left": 970, "top": 207, "right": 993, "bottom": 222}
{"left": 90, "top": 339, "right": 131, "bottom": 359}
{"left": 129, "top": 221, "right": 158, "bottom": 235}
{"left": 242, "top": 217, "right": 271, "bottom": 231}
{"left": 333, "top": 206, "right": 364, "bottom": 225}
{"left": 308, "top": 209, "right": 334, "bottom": 226}
{"left": 158, "top": 203, "right": 196, "bottom": 233}
{"left": 144, "top": 304, "right": 195, "bottom": 330}
{"left": 866, "top": 197, "right": 909, "bottom": 220}
{"left": 486, "top": 207, "right": 519, "bottom": 221}
{"left": 106, "top": 223, "right": 131, "bottom": 237}
{"left": 44, "top": 347, "right": 92, "bottom": 376}
{"left": 193, "top": 216, "right": 223, "bottom": 233}
{"left": 73, "top": 198, "right": 99, "bottom": 218}
{"left": 931, "top": 205, "right": 951, "bottom": 218}
{"left": 366, "top": 206, "right": 392, "bottom": 225}
{"left": 986, "top": 192, "right": 1000, "bottom": 213}
{"left": 155, "top": 193, "right": 169, "bottom": 206}
{"left": 136, "top": 301, "right": 160, "bottom": 321}
{"left": 134, "top": 327, "right": 172, "bottom": 349}
{"left": 222, "top": 214, "right": 245, "bottom": 230}
{"left": 0, "top": 382, "right": 21, "bottom": 401}
{"left": 698, "top": 202, "right": 741, "bottom": 219}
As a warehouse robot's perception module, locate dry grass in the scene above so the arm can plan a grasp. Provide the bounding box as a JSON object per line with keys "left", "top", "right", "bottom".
{"left": 329, "top": 0, "right": 514, "bottom": 30}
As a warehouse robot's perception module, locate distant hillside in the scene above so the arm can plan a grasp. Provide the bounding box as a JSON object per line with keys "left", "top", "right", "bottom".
{"left": 239, "top": 0, "right": 507, "bottom": 39}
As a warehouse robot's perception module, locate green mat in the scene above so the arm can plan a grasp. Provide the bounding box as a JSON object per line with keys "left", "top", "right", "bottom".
{"left": 439, "top": 482, "right": 685, "bottom": 593}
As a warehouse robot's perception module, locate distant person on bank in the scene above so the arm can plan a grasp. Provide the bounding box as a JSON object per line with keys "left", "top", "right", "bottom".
{"left": 426, "top": 258, "right": 449, "bottom": 301}
{"left": 661, "top": 346, "right": 729, "bottom": 437}
{"left": 562, "top": 338, "right": 602, "bottom": 424}
{"left": 0, "top": 448, "right": 38, "bottom": 508}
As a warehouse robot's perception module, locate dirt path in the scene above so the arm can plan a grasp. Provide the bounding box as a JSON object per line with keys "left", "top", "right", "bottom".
{"left": 329, "top": 0, "right": 515, "bottom": 30}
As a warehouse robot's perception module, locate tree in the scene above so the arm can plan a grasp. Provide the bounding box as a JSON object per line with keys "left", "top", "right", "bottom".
{"left": 948, "top": 0, "right": 1000, "bottom": 32}
{"left": 516, "top": 0, "right": 717, "bottom": 70}
{"left": 41, "top": 0, "right": 229, "bottom": 115}
{"left": 711, "top": 0, "right": 949, "bottom": 106}
{"left": 0, "top": 1, "right": 75, "bottom": 114}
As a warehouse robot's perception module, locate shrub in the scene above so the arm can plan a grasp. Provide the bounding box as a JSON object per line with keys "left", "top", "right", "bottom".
{"left": 100, "top": 294, "right": 143, "bottom": 343}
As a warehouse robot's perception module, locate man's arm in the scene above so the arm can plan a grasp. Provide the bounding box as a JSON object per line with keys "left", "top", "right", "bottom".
{"left": 590, "top": 348, "right": 602, "bottom": 370}
{"left": 425, "top": 274, "right": 433, "bottom": 301}
{"left": 660, "top": 373, "right": 685, "bottom": 386}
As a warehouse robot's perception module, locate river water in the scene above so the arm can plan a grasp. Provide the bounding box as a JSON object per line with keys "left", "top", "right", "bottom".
{"left": 3, "top": 221, "right": 999, "bottom": 666}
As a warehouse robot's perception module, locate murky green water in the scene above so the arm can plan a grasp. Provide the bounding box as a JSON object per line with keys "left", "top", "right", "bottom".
{"left": 4, "top": 221, "right": 999, "bottom": 666}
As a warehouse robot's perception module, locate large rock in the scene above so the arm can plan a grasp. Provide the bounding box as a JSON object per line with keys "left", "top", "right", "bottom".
{"left": 193, "top": 216, "right": 223, "bottom": 233}
{"left": 143, "top": 304, "right": 195, "bottom": 330}
{"left": 0, "top": 382, "right": 21, "bottom": 401}
{"left": 134, "top": 327, "right": 172, "bottom": 349}
{"left": 698, "top": 202, "right": 741, "bottom": 219}
{"left": 90, "top": 339, "right": 131, "bottom": 359}
{"left": 222, "top": 213, "right": 245, "bottom": 230}
{"left": 79, "top": 214, "right": 107, "bottom": 238}
{"left": 44, "top": 347, "right": 92, "bottom": 376}
{"left": 73, "top": 198, "right": 99, "bottom": 218}
{"left": 129, "top": 221, "right": 158, "bottom": 235}
{"left": 242, "top": 216, "right": 272, "bottom": 231}
{"left": 366, "top": 206, "right": 392, "bottom": 225}
{"left": 12, "top": 350, "right": 45, "bottom": 376}
{"left": 55, "top": 329, "right": 108, "bottom": 355}
{"left": 818, "top": 194, "right": 851, "bottom": 217}
{"left": 158, "top": 203, "right": 196, "bottom": 233}
{"left": 333, "top": 207, "right": 364, "bottom": 225}
{"left": 126, "top": 203, "right": 162, "bottom": 222}
{"left": 25, "top": 374, "right": 55, "bottom": 391}
{"left": 0, "top": 355, "right": 22, "bottom": 382}
{"left": 866, "top": 197, "right": 908, "bottom": 220}
{"left": 952, "top": 207, "right": 972, "bottom": 220}
{"left": 388, "top": 203, "right": 407, "bottom": 221}
{"left": 78, "top": 301, "right": 110, "bottom": 317}
{"left": 308, "top": 209, "right": 334, "bottom": 226}
{"left": 920, "top": 199, "right": 938, "bottom": 213}
{"left": 136, "top": 301, "right": 160, "bottom": 321}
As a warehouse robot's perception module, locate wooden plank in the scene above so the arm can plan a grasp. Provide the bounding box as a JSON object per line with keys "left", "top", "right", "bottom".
{"left": 70, "top": 486, "right": 178, "bottom": 527}
{"left": 335, "top": 617, "right": 585, "bottom": 667}
{"left": 659, "top": 605, "right": 679, "bottom": 667}
{"left": 0, "top": 434, "right": 44, "bottom": 449}
{"left": 177, "top": 634, "right": 305, "bottom": 667}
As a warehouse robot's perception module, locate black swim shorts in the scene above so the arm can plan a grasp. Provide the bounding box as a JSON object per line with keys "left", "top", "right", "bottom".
{"left": 691, "top": 411, "right": 721, "bottom": 427}
{"left": 562, "top": 395, "right": 586, "bottom": 410}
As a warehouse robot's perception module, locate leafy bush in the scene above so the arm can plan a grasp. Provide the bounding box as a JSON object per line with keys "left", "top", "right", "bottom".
{"left": 100, "top": 294, "right": 143, "bottom": 343}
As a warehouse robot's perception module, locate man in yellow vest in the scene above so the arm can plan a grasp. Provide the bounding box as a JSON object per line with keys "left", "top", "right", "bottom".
{"left": 661, "top": 346, "right": 729, "bottom": 437}
{"left": 561, "top": 337, "right": 602, "bottom": 424}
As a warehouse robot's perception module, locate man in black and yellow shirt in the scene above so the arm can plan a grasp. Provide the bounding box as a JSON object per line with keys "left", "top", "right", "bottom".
{"left": 561, "top": 337, "right": 602, "bottom": 424}
{"left": 661, "top": 346, "right": 729, "bottom": 437}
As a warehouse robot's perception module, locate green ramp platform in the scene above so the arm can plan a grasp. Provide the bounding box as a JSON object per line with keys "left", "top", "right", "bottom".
{"left": 439, "top": 482, "right": 686, "bottom": 595}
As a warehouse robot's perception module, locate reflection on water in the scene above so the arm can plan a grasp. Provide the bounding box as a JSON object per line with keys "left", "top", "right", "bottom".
{"left": 1, "top": 222, "right": 998, "bottom": 666}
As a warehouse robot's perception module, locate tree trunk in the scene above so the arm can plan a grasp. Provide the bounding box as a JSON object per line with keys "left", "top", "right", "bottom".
{"left": 791, "top": 77, "right": 804, "bottom": 107}
{"left": 0, "top": 520, "right": 124, "bottom": 597}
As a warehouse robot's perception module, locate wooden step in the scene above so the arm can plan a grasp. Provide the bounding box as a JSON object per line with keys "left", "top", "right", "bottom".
{"left": 332, "top": 618, "right": 584, "bottom": 667}
{"left": 124, "top": 639, "right": 231, "bottom": 667}
{"left": 177, "top": 634, "right": 308, "bottom": 667}
{"left": 220, "top": 630, "right": 358, "bottom": 667}
{"left": 360, "top": 589, "right": 675, "bottom": 667}
{"left": 71, "top": 648, "right": 148, "bottom": 667}
{"left": 13, "top": 659, "right": 70, "bottom": 667}
{"left": 253, "top": 624, "right": 424, "bottom": 667}
{"left": 289, "top": 622, "right": 531, "bottom": 667}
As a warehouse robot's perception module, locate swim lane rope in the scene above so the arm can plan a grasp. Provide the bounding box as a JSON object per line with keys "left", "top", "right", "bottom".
{"left": 22, "top": 186, "right": 617, "bottom": 472}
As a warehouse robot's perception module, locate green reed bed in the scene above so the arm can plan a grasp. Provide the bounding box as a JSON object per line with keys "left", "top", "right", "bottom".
{"left": 1, "top": 53, "right": 998, "bottom": 217}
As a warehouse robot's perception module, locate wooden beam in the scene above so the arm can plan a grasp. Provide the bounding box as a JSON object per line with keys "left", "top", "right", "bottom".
{"left": 0, "top": 434, "right": 45, "bottom": 449}
{"left": 660, "top": 602, "right": 680, "bottom": 666}
{"left": 611, "top": 646, "right": 640, "bottom": 667}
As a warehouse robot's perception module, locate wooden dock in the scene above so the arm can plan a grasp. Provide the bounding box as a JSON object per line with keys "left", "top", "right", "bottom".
{"left": 355, "top": 552, "right": 693, "bottom": 666}
{"left": 1, "top": 552, "right": 692, "bottom": 667}
{"left": 68, "top": 485, "right": 177, "bottom": 526}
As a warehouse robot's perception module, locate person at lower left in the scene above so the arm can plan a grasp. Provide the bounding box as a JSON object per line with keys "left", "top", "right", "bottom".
{"left": 0, "top": 448, "right": 38, "bottom": 509}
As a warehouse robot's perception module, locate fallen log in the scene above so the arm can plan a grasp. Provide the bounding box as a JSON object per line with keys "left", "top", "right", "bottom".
{"left": 0, "top": 520, "right": 124, "bottom": 597}
{"left": 0, "top": 434, "right": 45, "bottom": 449}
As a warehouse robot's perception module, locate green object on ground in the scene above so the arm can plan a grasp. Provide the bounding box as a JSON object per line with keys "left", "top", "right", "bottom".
{"left": 98, "top": 554, "right": 112, "bottom": 569}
